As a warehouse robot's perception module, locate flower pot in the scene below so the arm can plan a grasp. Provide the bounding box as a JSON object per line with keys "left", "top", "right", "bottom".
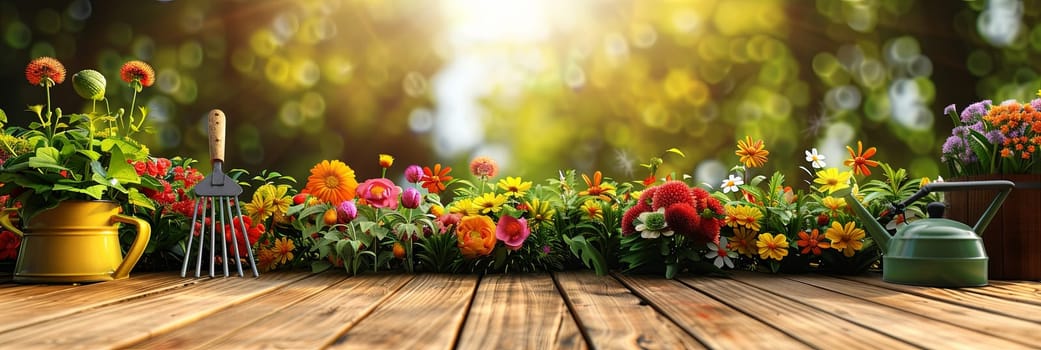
{"left": 947, "top": 174, "right": 1041, "bottom": 280}
{"left": 0, "top": 200, "right": 150, "bottom": 283}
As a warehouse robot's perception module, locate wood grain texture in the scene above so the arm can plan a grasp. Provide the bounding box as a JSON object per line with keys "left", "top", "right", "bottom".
{"left": 615, "top": 273, "right": 811, "bottom": 349}
{"left": 327, "top": 274, "right": 478, "bottom": 350}
{"left": 0, "top": 271, "right": 308, "bottom": 349}
{"left": 845, "top": 274, "right": 1041, "bottom": 322}
{"left": 555, "top": 271, "right": 704, "bottom": 350}
{"left": 731, "top": 272, "right": 1032, "bottom": 350}
{"left": 0, "top": 272, "right": 198, "bottom": 333}
{"left": 680, "top": 275, "right": 914, "bottom": 350}
{"left": 787, "top": 274, "right": 1040, "bottom": 347}
{"left": 201, "top": 273, "right": 413, "bottom": 349}
{"left": 456, "top": 274, "right": 586, "bottom": 350}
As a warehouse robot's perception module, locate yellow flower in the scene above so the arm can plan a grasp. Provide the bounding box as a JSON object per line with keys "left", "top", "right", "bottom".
{"left": 429, "top": 204, "right": 445, "bottom": 217}
{"left": 449, "top": 198, "right": 478, "bottom": 216}
{"left": 724, "top": 205, "right": 762, "bottom": 231}
{"left": 243, "top": 196, "right": 275, "bottom": 224}
{"left": 473, "top": 193, "right": 507, "bottom": 214}
{"left": 579, "top": 171, "right": 617, "bottom": 201}
{"left": 304, "top": 160, "right": 358, "bottom": 204}
{"left": 729, "top": 227, "right": 759, "bottom": 257}
{"left": 272, "top": 237, "right": 295, "bottom": 265}
{"left": 497, "top": 176, "right": 532, "bottom": 199}
{"left": 378, "top": 154, "right": 394, "bottom": 168}
{"left": 825, "top": 221, "right": 865, "bottom": 257}
{"left": 735, "top": 136, "right": 769, "bottom": 168}
{"left": 525, "top": 198, "right": 555, "bottom": 225}
{"left": 244, "top": 183, "right": 293, "bottom": 224}
{"left": 256, "top": 249, "right": 277, "bottom": 272}
{"left": 580, "top": 200, "right": 603, "bottom": 221}
{"left": 813, "top": 168, "right": 852, "bottom": 194}
{"left": 821, "top": 196, "right": 846, "bottom": 217}
{"left": 755, "top": 232, "right": 789, "bottom": 261}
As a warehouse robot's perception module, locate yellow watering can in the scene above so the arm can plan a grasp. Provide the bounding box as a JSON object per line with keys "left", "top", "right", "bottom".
{"left": 0, "top": 200, "right": 150, "bottom": 283}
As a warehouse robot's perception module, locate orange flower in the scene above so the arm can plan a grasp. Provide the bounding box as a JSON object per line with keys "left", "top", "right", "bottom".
{"left": 456, "top": 215, "right": 497, "bottom": 259}
{"left": 25, "top": 57, "right": 66, "bottom": 86}
{"left": 796, "top": 229, "right": 830, "bottom": 255}
{"left": 119, "top": 60, "right": 155, "bottom": 88}
{"left": 421, "top": 164, "right": 453, "bottom": 193}
{"left": 469, "top": 156, "right": 498, "bottom": 178}
{"left": 843, "top": 140, "right": 879, "bottom": 176}
{"left": 304, "top": 160, "right": 358, "bottom": 204}
{"left": 735, "top": 136, "right": 769, "bottom": 168}
{"left": 579, "top": 171, "right": 617, "bottom": 201}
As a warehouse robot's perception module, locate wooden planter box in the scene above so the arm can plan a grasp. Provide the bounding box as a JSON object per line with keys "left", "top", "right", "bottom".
{"left": 946, "top": 174, "right": 1041, "bottom": 281}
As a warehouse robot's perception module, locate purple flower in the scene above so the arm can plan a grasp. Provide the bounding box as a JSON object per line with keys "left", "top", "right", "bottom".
{"left": 960, "top": 100, "right": 991, "bottom": 124}
{"left": 984, "top": 130, "right": 1005, "bottom": 145}
{"left": 1030, "top": 98, "right": 1041, "bottom": 111}
{"left": 338, "top": 200, "right": 358, "bottom": 222}
{"left": 404, "top": 165, "right": 424, "bottom": 183}
{"left": 401, "top": 187, "right": 422, "bottom": 209}
{"left": 943, "top": 104, "right": 957, "bottom": 116}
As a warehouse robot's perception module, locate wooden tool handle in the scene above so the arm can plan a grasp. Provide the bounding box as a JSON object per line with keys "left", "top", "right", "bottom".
{"left": 208, "top": 109, "right": 226, "bottom": 162}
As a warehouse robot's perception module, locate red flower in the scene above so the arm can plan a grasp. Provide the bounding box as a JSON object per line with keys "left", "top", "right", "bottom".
{"left": 25, "top": 57, "right": 66, "bottom": 86}
{"left": 843, "top": 140, "right": 880, "bottom": 176}
{"left": 0, "top": 230, "right": 21, "bottom": 260}
{"left": 421, "top": 164, "right": 453, "bottom": 194}
{"left": 120, "top": 60, "right": 155, "bottom": 87}
{"left": 621, "top": 202, "right": 649, "bottom": 236}
{"left": 664, "top": 203, "right": 700, "bottom": 238}
{"left": 227, "top": 215, "right": 264, "bottom": 258}
{"left": 652, "top": 181, "right": 694, "bottom": 210}
{"left": 797, "top": 229, "right": 830, "bottom": 255}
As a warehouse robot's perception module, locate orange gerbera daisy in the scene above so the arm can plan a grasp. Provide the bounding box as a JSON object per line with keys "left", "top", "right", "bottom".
{"left": 735, "top": 136, "right": 769, "bottom": 168}
{"left": 304, "top": 160, "right": 358, "bottom": 204}
{"left": 119, "top": 60, "right": 155, "bottom": 88}
{"left": 579, "top": 171, "right": 617, "bottom": 201}
{"left": 843, "top": 140, "right": 879, "bottom": 176}
{"left": 421, "top": 164, "right": 453, "bottom": 193}
{"left": 25, "top": 57, "right": 66, "bottom": 86}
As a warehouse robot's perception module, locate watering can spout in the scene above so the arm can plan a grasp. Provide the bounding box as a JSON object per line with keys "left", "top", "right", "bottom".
{"left": 835, "top": 188, "right": 892, "bottom": 254}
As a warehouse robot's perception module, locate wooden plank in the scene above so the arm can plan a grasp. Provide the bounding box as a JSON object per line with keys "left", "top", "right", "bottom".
{"left": 327, "top": 274, "right": 478, "bottom": 350}
{"left": 788, "top": 274, "right": 1039, "bottom": 347}
{"left": 966, "top": 281, "right": 1041, "bottom": 306}
{"left": 614, "top": 273, "right": 810, "bottom": 349}
{"left": 456, "top": 274, "right": 586, "bottom": 350}
{"left": 679, "top": 275, "right": 914, "bottom": 350}
{"left": 0, "top": 271, "right": 309, "bottom": 349}
{"left": 730, "top": 273, "right": 1032, "bottom": 349}
{"left": 554, "top": 271, "right": 704, "bottom": 349}
{"left": 0, "top": 272, "right": 199, "bottom": 333}
{"left": 845, "top": 274, "right": 1041, "bottom": 323}
{"left": 196, "top": 273, "right": 414, "bottom": 349}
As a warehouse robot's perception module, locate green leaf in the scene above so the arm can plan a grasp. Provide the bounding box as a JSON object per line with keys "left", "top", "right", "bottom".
{"left": 665, "top": 148, "right": 685, "bottom": 157}
{"left": 107, "top": 146, "right": 141, "bottom": 185}
{"left": 665, "top": 263, "right": 677, "bottom": 279}
{"left": 52, "top": 183, "right": 106, "bottom": 199}
{"left": 127, "top": 189, "right": 155, "bottom": 210}
{"left": 311, "top": 261, "right": 333, "bottom": 273}
{"left": 28, "top": 147, "right": 67, "bottom": 170}
{"left": 77, "top": 149, "right": 101, "bottom": 161}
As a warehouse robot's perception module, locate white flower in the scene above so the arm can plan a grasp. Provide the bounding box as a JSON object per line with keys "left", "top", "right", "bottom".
{"left": 705, "top": 237, "right": 737, "bottom": 268}
{"left": 635, "top": 209, "right": 672, "bottom": 239}
{"left": 805, "top": 148, "right": 826, "bottom": 168}
{"left": 720, "top": 174, "right": 743, "bottom": 194}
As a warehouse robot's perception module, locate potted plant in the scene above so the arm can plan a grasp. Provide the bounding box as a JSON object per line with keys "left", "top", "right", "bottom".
{"left": 941, "top": 97, "right": 1041, "bottom": 280}
{"left": 0, "top": 57, "right": 164, "bottom": 283}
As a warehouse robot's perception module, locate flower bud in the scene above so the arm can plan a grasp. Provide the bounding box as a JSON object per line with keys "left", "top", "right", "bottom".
{"left": 404, "top": 165, "right": 423, "bottom": 183}
{"left": 401, "top": 187, "right": 421, "bottom": 209}
{"left": 338, "top": 200, "right": 358, "bottom": 222}
{"left": 73, "top": 69, "right": 107, "bottom": 101}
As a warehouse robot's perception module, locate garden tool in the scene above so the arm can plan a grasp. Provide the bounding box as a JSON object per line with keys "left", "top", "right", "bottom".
{"left": 180, "top": 109, "right": 259, "bottom": 278}
{"left": 842, "top": 180, "right": 1014, "bottom": 287}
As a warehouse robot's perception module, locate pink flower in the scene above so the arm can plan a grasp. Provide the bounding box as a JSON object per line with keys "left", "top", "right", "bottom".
{"left": 356, "top": 178, "right": 401, "bottom": 209}
{"left": 337, "top": 200, "right": 358, "bottom": 222}
{"left": 437, "top": 213, "right": 462, "bottom": 234}
{"left": 401, "top": 187, "right": 422, "bottom": 209}
{"left": 405, "top": 165, "right": 424, "bottom": 183}
{"left": 495, "top": 215, "right": 530, "bottom": 250}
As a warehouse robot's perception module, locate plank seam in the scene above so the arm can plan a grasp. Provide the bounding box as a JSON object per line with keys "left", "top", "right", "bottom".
{"left": 609, "top": 272, "right": 712, "bottom": 349}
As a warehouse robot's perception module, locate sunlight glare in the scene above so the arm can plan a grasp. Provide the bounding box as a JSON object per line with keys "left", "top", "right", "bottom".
{"left": 445, "top": 0, "right": 551, "bottom": 43}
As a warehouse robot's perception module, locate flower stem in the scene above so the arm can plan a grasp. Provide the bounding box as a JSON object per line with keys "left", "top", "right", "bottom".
{"left": 126, "top": 89, "right": 138, "bottom": 138}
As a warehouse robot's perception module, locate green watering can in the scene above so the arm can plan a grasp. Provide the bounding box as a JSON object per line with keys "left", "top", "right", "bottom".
{"left": 842, "top": 180, "right": 1014, "bottom": 287}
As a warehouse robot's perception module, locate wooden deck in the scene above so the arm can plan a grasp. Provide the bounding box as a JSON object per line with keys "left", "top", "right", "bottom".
{"left": 1, "top": 270, "right": 1040, "bottom": 349}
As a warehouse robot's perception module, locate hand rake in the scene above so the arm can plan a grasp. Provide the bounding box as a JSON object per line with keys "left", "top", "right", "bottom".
{"left": 181, "top": 109, "right": 259, "bottom": 278}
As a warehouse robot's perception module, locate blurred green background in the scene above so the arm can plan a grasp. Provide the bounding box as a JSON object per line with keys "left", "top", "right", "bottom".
{"left": 2, "top": 0, "right": 1040, "bottom": 186}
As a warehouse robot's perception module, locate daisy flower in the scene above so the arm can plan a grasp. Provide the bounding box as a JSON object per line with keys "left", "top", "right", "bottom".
{"left": 804, "top": 148, "right": 826, "bottom": 168}
{"left": 706, "top": 237, "right": 737, "bottom": 268}
{"left": 720, "top": 174, "right": 743, "bottom": 193}
{"left": 635, "top": 208, "right": 673, "bottom": 239}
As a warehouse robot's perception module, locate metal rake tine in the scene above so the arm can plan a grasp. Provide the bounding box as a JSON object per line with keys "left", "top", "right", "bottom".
{"left": 195, "top": 197, "right": 210, "bottom": 278}
{"left": 209, "top": 196, "right": 217, "bottom": 277}
{"left": 181, "top": 198, "right": 204, "bottom": 277}
{"left": 226, "top": 197, "right": 244, "bottom": 277}
{"left": 233, "top": 200, "right": 260, "bottom": 277}
{"left": 218, "top": 196, "right": 230, "bottom": 277}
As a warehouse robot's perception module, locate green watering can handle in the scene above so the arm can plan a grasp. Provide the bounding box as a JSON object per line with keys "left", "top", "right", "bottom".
{"left": 896, "top": 180, "right": 1015, "bottom": 234}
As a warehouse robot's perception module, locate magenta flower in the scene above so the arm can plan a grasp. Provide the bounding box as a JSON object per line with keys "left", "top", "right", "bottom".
{"left": 338, "top": 200, "right": 358, "bottom": 222}
{"left": 356, "top": 178, "right": 402, "bottom": 209}
{"left": 405, "top": 165, "right": 424, "bottom": 183}
{"left": 495, "top": 215, "right": 530, "bottom": 251}
{"left": 401, "top": 187, "right": 422, "bottom": 209}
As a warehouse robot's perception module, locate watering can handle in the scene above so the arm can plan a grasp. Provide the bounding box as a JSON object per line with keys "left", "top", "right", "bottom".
{"left": 0, "top": 208, "right": 21, "bottom": 237}
{"left": 898, "top": 180, "right": 1015, "bottom": 234}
